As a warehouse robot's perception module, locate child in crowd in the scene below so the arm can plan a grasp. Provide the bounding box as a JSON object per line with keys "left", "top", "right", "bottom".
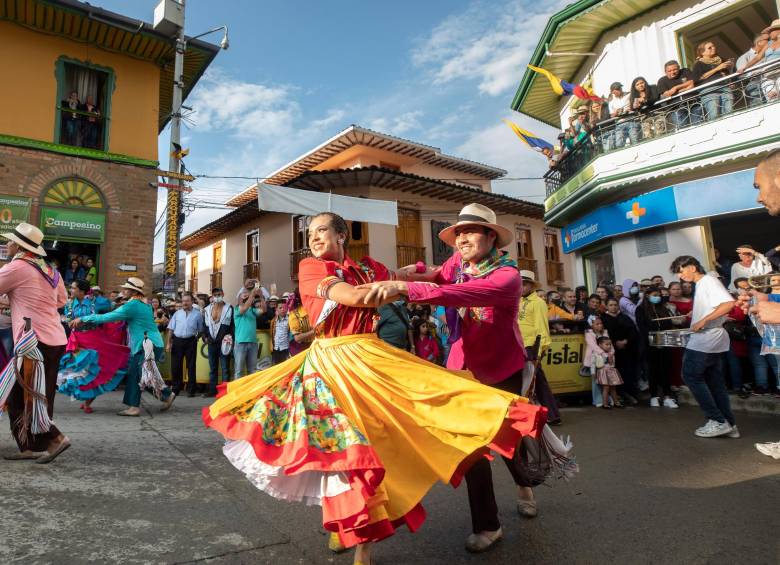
{"left": 413, "top": 319, "right": 440, "bottom": 364}
{"left": 594, "top": 336, "right": 624, "bottom": 409}
{"left": 584, "top": 316, "right": 609, "bottom": 407}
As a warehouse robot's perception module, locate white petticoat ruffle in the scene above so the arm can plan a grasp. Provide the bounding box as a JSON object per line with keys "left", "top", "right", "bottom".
{"left": 222, "top": 440, "right": 353, "bottom": 506}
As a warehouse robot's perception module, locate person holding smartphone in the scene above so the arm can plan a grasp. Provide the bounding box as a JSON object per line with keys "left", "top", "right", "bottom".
{"left": 692, "top": 41, "right": 735, "bottom": 120}
{"left": 233, "top": 279, "right": 264, "bottom": 379}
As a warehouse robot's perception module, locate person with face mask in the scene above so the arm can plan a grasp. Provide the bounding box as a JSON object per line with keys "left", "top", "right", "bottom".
{"left": 233, "top": 280, "right": 264, "bottom": 379}
{"left": 636, "top": 287, "right": 679, "bottom": 408}
{"left": 204, "top": 287, "right": 232, "bottom": 397}
{"left": 619, "top": 279, "right": 641, "bottom": 326}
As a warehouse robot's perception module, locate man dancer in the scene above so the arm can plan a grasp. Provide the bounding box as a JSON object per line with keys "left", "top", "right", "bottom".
{"left": 362, "top": 203, "right": 548, "bottom": 553}
{"left": 517, "top": 269, "right": 561, "bottom": 426}
{"left": 0, "top": 223, "right": 70, "bottom": 463}
{"left": 166, "top": 292, "right": 204, "bottom": 397}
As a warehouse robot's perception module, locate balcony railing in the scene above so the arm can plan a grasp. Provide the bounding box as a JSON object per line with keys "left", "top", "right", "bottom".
{"left": 243, "top": 262, "right": 261, "bottom": 282}
{"left": 545, "top": 59, "right": 780, "bottom": 198}
{"left": 290, "top": 249, "right": 313, "bottom": 280}
{"left": 545, "top": 261, "right": 565, "bottom": 285}
{"left": 187, "top": 278, "right": 198, "bottom": 293}
{"left": 517, "top": 257, "right": 538, "bottom": 278}
{"left": 210, "top": 271, "right": 223, "bottom": 291}
{"left": 396, "top": 244, "right": 426, "bottom": 268}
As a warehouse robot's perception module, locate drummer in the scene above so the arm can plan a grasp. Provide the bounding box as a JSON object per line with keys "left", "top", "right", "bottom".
{"left": 670, "top": 256, "right": 738, "bottom": 439}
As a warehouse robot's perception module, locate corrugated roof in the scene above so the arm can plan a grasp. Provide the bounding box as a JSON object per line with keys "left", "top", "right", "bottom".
{"left": 225, "top": 125, "right": 508, "bottom": 207}
{"left": 182, "top": 166, "right": 541, "bottom": 250}
{"left": 0, "top": 0, "right": 220, "bottom": 132}
{"left": 510, "top": 0, "right": 670, "bottom": 126}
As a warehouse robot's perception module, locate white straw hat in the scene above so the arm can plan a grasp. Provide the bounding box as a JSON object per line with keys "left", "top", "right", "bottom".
{"left": 120, "top": 277, "right": 146, "bottom": 295}
{"left": 438, "top": 203, "right": 513, "bottom": 249}
{"left": 520, "top": 269, "right": 541, "bottom": 287}
{"left": 1, "top": 222, "right": 47, "bottom": 256}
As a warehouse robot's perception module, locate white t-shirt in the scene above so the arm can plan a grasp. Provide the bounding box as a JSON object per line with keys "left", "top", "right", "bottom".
{"left": 687, "top": 274, "right": 735, "bottom": 353}
{"left": 608, "top": 94, "right": 630, "bottom": 117}
{"left": 729, "top": 254, "right": 771, "bottom": 289}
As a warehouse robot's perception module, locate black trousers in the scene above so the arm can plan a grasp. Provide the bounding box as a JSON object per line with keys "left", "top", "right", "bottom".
{"left": 465, "top": 368, "right": 533, "bottom": 533}
{"left": 648, "top": 346, "right": 672, "bottom": 397}
{"left": 171, "top": 336, "right": 198, "bottom": 393}
{"left": 272, "top": 348, "right": 290, "bottom": 365}
{"left": 7, "top": 342, "right": 65, "bottom": 452}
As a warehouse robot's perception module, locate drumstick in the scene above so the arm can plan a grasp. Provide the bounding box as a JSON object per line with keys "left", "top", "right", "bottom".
{"left": 651, "top": 315, "right": 688, "bottom": 321}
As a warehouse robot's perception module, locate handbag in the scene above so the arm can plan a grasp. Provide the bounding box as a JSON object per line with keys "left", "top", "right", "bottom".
{"left": 724, "top": 321, "right": 746, "bottom": 341}
{"left": 578, "top": 366, "right": 592, "bottom": 377}
{"left": 221, "top": 334, "right": 234, "bottom": 356}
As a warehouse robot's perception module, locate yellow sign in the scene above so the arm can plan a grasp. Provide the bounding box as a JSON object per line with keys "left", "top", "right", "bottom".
{"left": 164, "top": 189, "right": 180, "bottom": 277}
{"left": 156, "top": 169, "right": 195, "bottom": 182}
{"left": 542, "top": 333, "right": 591, "bottom": 395}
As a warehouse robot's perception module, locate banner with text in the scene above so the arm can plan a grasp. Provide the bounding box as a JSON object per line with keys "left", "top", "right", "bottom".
{"left": 40, "top": 207, "right": 106, "bottom": 242}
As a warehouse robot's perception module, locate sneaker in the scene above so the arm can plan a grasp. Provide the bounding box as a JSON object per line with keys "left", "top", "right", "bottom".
{"left": 755, "top": 441, "right": 780, "bottom": 459}
{"left": 695, "top": 419, "right": 732, "bottom": 438}
{"left": 663, "top": 398, "right": 679, "bottom": 409}
{"left": 726, "top": 425, "right": 740, "bottom": 438}
{"left": 650, "top": 397, "right": 660, "bottom": 407}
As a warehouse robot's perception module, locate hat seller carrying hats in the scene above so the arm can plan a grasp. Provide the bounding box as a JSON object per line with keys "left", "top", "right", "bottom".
{"left": 1, "top": 222, "right": 47, "bottom": 256}
{"left": 438, "top": 203, "right": 514, "bottom": 249}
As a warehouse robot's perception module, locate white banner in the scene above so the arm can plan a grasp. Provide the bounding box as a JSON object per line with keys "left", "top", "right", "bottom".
{"left": 256, "top": 183, "right": 398, "bottom": 226}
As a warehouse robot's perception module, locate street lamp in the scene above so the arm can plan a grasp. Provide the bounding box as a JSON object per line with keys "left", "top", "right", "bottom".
{"left": 188, "top": 25, "right": 229, "bottom": 50}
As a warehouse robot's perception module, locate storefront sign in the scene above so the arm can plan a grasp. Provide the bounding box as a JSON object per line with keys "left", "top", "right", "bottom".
{"left": 0, "top": 195, "right": 31, "bottom": 229}
{"left": 40, "top": 207, "right": 106, "bottom": 242}
{"left": 562, "top": 169, "right": 757, "bottom": 253}
{"left": 542, "top": 333, "right": 591, "bottom": 395}
{"left": 164, "top": 189, "right": 180, "bottom": 278}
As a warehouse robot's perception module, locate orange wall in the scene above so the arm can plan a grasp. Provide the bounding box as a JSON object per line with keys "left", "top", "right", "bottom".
{"left": 0, "top": 21, "right": 160, "bottom": 161}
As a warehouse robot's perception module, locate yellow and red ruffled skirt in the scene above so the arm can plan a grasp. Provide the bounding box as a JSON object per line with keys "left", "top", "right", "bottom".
{"left": 202, "top": 333, "right": 546, "bottom": 547}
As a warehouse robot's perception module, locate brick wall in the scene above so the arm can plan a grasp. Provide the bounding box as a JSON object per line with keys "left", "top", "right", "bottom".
{"left": 0, "top": 144, "right": 157, "bottom": 292}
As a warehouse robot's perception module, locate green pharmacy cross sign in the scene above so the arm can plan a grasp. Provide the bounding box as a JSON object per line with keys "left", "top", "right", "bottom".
{"left": 40, "top": 206, "right": 106, "bottom": 242}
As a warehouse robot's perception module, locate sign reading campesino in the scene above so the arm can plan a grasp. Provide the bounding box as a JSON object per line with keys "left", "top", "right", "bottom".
{"left": 40, "top": 207, "right": 106, "bottom": 242}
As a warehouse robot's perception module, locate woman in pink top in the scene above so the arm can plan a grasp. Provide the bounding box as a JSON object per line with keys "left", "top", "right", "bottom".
{"left": 413, "top": 319, "right": 440, "bottom": 363}
{"left": 0, "top": 223, "right": 70, "bottom": 463}
{"left": 584, "top": 317, "right": 610, "bottom": 407}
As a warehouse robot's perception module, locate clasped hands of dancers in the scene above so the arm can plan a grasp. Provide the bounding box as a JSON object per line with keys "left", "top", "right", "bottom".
{"left": 203, "top": 203, "right": 575, "bottom": 565}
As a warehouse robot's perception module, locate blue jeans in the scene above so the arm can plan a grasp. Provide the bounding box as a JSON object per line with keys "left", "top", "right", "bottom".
{"left": 683, "top": 349, "right": 735, "bottom": 425}
{"left": 124, "top": 346, "right": 172, "bottom": 408}
{"left": 724, "top": 349, "right": 743, "bottom": 389}
{"left": 207, "top": 341, "right": 231, "bottom": 393}
{"left": 701, "top": 88, "right": 733, "bottom": 120}
{"left": 614, "top": 120, "right": 640, "bottom": 147}
{"left": 669, "top": 104, "right": 704, "bottom": 129}
{"left": 747, "top": 335, "right": 776, "bottom": 389}
{"left": 233, "top": 341, "right": 258, "bottom": 379}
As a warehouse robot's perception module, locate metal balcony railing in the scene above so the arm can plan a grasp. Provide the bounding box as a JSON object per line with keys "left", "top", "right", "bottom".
{"left": 544, "top": 59, "right": 780, "bottom": 199}
{"left": 396, "top": 245, "right": 426, "bottom": 268}
{"left": 243, "top": 262, "right": 261, "bottom": 282}
{"left": 210, "top": 272, "right": 222, "bottom": 291}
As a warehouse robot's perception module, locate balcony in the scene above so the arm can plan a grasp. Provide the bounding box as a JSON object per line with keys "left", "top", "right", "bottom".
{"left": 545, "top": 261, "right": 565, "bottom": 285}
{"left": 396, "top": 244, "right": 425, "bottom": 268}
{"left": 243, "top": 262, "right": 261, "bottom": 282}
{"left": 517, "top": 257, "right": 538, "bottom": 278}
{"left": 187, "top": 278, "right": 198, "bottom": 293}
{"left": 544, "top": 60, "right": 780, "bottom": 223}
{"left": 210, "top": 272, "right": 222, "bottom": 291}
{"left": 290, "top": 249, "right": 312, "bottom": 281}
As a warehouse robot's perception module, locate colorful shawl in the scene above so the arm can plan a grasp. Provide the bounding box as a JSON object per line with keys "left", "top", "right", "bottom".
{"left": 13, "top": 252, "right": 61, "bottom": 289}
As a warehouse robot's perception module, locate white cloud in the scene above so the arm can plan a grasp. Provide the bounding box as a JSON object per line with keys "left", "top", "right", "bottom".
{"left": 412, "top": 0, "right": 569, "bottom": 96}
{"left": 367, "top": 110, "right": 424, "bottom": 136}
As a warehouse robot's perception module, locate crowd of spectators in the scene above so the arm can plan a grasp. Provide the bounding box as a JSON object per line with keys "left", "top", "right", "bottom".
{"left": 545, "top": 20, "right": 780, "bottom": 172}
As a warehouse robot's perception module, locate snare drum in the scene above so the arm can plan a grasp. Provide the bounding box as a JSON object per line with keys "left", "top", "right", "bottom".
{"left": 648, "top": 329, "right": 693, "bottom": 348}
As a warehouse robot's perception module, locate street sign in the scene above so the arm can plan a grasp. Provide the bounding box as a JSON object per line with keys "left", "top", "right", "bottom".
{"left": 164, "top": 187, "right": 181, "bottom": 279}
{"left": 118, "top": 264, "right": 138, "bottom": 272}
{"left": 0, "top": 195, "right": 31, "bottom": 229}
{"left": 156, "top": 169, "right": 195, "bottom": 182}
{"left": 156, "top": 182, "right": 192, "bottom": 192}
{"left": 40, "top": 207, "right": 106, "bottom": 242}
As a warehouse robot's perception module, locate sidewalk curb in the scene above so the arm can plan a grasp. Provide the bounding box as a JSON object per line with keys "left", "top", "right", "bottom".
{"left": 677, "top": 387, "right": 779, "bottom": 415}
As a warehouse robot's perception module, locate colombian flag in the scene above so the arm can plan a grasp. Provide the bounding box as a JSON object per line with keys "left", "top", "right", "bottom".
{"left": 502, "top": 119, "right": 554, "bottom": 152}
{"left": 527, "top": 65, "right": 603, "bottom": 102}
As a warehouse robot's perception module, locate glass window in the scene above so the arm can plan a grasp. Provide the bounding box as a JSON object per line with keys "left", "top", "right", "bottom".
{"left": 246, "top": 230, "right": 260, "bottom": 263}
{"left": 57, "top": 61, "right": 111, "bottom": 151}
{"left": 584, "top": 245, "right": 615, "bottom": 288}
{"left": 517, "top": 227, "right": 533, "bottom": 259}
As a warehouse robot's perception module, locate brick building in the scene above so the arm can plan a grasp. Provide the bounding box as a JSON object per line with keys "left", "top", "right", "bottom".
{"left": 0, "top": 0, "right": 218, "bottom": 290}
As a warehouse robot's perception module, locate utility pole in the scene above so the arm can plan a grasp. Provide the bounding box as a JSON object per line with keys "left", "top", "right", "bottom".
{"left": 163, "top": 0, "right": 186, "bottom": 298}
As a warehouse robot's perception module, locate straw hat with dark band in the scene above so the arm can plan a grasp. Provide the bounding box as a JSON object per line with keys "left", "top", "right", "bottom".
{"left": 438, "top": 203, "right": 513, "bottom": 248}
{"left": 1, "top": 222, "right": 47, "bottom": 256}
{"left": 520, "top": 269, "right": 541, "bottom": 288}
{"left": 120, "top": 277, "right": 146, "bottom": 295}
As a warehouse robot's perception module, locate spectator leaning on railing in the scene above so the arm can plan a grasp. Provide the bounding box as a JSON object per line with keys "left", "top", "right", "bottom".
{"left": 607, "top": 82, "right": 640, "bottom": 148}
{"left": 629, "top": 76, "right": 664, "bottom": 139}
{"left": 745, "top": 19, "right": 780, "bottom": 100}
{"left": 656, "top": 60, "right": 698, "bottom": 128}
{"left": 737, "top": 33, "right": 770, "bottom": 107}
{"left": 692, "top": 41, "right": 735, "bottom": 120}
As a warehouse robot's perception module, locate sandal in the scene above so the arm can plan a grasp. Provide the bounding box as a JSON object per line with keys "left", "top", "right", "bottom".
{"left": 35, "top": 437, "right": 71, "bottom": 464}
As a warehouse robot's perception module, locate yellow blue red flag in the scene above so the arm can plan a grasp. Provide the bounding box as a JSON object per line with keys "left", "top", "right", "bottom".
{"left": 502, "top": 119, "right": 554, "bottom": 152}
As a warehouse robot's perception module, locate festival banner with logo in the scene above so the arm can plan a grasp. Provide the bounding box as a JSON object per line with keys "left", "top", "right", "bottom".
{"left": 562, "top": 169, "right": 757, "bottom": 253}
{"left": 40, "top": 207, "right": 106, "bottom": 242}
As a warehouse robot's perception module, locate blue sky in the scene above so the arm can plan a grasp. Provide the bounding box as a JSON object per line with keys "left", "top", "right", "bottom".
{"left": 92, "top": 0, "right": 567, "bottom": 259}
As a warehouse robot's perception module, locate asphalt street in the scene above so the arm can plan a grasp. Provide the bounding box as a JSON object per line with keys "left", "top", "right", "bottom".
{"left": 1, "top": 391, "right": 778, "bottom": 565}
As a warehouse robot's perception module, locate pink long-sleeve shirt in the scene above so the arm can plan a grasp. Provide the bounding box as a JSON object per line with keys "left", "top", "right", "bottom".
{"left": 0, "top": 260, "right": 67, "bottom": 346}
{"left": 406, "top": 253, "right": 526, "bottom": 384}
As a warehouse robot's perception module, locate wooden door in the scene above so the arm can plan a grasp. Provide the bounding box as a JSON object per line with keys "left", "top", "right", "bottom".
{"left": 396, "top": 208, "right": 424, "bottom": 266}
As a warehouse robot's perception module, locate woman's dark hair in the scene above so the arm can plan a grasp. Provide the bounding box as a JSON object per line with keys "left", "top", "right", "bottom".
{"left": 313, "top": 212, "right": 350, "bottom": 247}
{"left": 575, "top": 286, "right": 588, "bottom": 300}
{"left": 596, "top": 336, "right": 611, "bottom": 346}
{"left": 629, "top": 76, "right": 655, "bottom": 110}
{"left": 70, "top": 259, "right": 80, "bottom": 268}
{"left": 733, "top": 277, "right": 748, "bottom": 287}
{"left": 606, "top": 297, "right": 619, "bottom": 305}
{"left": 670, "top": 255, "right": 704, "bottom": 275}
{"left": 412, "top": 317, "right": 428, "bottom": 343}
{"left": 588, "top": 293, "right": 601, "bottom": 302}
{"left": 72, "top": 279, "right": 90, "bottom": 293}
{"left": 668, "top": 281, "right": 681, "bottom": 290}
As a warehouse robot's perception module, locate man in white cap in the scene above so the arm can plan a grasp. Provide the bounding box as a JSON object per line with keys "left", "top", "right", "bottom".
{"left": 361, "top": 203, "right": 546, "bottom": 553}
{"left": 72, "top": 277, "right": 175, "bottom": 416}
{"left": 0, "top": 222, "right": 70, "bottom": 463}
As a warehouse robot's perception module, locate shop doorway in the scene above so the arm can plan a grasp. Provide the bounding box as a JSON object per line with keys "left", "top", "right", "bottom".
{"left": 711, "top": 209, "right": 779, "bottom": 280}
{"left": 583, "top": 243, "right": 615, "bottom": 290}
{"left": 44, "top": 239, "right": 101, "bottom": 283}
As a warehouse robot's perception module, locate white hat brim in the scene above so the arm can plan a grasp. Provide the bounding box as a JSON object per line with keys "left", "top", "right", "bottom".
{"left": 1, "top": 232, "right": 47, "bottom": 256}
{"left": 438, "top": 221, "right": 513, "bottom": 249}
{"left": 120, "top": 283, "right": 145, "bottom": 295}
